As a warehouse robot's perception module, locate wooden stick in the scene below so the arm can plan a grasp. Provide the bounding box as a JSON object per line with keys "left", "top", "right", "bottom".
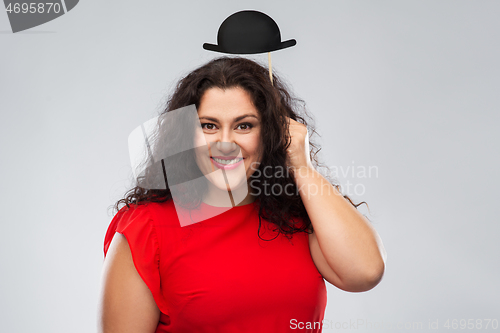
{"left": 268, "top": 52, "right": 273, "bottom": 85}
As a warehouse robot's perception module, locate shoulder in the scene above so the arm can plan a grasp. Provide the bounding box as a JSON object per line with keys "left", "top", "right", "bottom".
{"left": 112, "top": 203, "right": 152, "bottom": 228}
{"left": 114, "top": 200, "right": 177, "bottom": 222}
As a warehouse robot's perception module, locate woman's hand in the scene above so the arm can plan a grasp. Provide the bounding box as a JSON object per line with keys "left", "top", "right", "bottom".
{"left": 285, "top": 117, "right": 314, "bottom": 172}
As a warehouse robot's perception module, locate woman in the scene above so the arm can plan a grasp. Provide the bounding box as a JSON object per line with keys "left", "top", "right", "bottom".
{"left": 98, "top": 56, "right": 386, "bottom": 333}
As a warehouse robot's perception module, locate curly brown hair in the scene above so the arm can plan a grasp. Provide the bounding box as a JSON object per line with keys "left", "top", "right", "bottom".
{"left": 113, "top": 56, "right": 368, "bottom": 240}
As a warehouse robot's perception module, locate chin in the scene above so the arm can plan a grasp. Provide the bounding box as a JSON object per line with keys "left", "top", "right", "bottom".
{"left": 206, "top": 172, "right": 248, "bottom": 192}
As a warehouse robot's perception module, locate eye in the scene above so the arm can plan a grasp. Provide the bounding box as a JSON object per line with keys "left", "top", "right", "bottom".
{"left": 236, "top": 123, "right": 253, "bottom": 130}
{"left": 201, "top": 123, "right": 217, "bottom": 131}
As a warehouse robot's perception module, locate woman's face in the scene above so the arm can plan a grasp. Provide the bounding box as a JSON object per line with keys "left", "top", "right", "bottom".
{"left": 194, "top": 86, "right": 262, "bottom": 199}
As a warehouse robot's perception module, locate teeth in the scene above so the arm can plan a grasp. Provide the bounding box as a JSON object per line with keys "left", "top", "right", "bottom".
{"left": 212, "top": 157, "right": 243, "bottom": 165}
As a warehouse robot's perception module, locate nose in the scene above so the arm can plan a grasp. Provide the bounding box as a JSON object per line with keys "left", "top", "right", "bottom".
{"left": 211, "top": 129, "right": 239, "bottom": 156}
{"left": 214, "top": 141, "right": 239, "bottom": 155}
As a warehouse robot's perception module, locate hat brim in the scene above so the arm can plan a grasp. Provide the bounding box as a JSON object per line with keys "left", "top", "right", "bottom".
{"left": 203, "top": 39, "right": 296, "bottom": 55}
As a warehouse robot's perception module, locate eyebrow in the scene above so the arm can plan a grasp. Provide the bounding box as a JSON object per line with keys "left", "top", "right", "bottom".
{"left": 198, "top": 114, "right": 259, "bottom": 122}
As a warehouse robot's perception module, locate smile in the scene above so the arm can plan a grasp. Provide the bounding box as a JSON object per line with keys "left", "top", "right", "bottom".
{"left": 210, "top": 156, "right": 245, "bottom": 170}
{"left": 212, "top": 157, "right": 243, "bottom": 165}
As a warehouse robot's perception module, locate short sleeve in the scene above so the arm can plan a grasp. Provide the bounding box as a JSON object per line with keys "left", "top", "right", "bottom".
{"left": 103, "top": 204, "right": 169, "bottom": 314}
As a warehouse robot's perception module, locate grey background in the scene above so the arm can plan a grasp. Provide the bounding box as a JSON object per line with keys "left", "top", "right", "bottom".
{"left": 1, "top": 1, "right": 499, "bottom": 332}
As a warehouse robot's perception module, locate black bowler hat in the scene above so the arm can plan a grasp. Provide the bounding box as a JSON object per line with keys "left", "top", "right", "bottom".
{"left": 203, "top": 10, "right": 296, "bottom": 54}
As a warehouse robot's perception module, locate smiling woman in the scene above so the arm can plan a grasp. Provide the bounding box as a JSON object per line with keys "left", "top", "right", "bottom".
{"left": 99, "top": 56, "right": 386, "bottom": 333}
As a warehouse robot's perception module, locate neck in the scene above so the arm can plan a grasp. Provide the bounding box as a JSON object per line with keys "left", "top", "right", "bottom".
{"left": 203, "top": 181, "right": 255, "bottom": 207}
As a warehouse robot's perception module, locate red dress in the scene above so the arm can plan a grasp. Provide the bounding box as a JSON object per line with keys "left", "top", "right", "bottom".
{"left": 103, "top": 199, "right": 327, "bottom": 333}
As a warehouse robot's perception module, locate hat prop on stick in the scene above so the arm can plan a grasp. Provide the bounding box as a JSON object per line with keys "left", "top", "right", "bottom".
{"left": 203, "top": 10, "right": 297, "bottom": 85}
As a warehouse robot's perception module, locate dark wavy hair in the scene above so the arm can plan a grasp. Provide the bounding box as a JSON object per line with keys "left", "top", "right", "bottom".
{"left": 113, "top": 56, "right": 368, "bottom": 240}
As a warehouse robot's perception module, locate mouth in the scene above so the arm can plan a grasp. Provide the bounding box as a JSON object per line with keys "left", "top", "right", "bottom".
{"left": 210, "top": 156, "right": 245, "bottom": 170}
